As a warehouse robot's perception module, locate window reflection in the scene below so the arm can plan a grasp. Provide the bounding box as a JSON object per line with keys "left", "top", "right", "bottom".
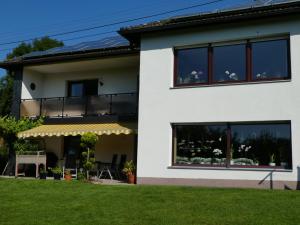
{"left": 175, "top": 125, "right": 227, "bottom": 166}
{"left": 213, "top": 44, "right": 246, "bottom": 82}
{"left": 230, "top": 123, "right": 291, "bottom": 168}
{"left": 176, "top": 48, "right": 208, "bottom": 85}
{"left": 252, "top": 39, "right": 288, "bottom": 80}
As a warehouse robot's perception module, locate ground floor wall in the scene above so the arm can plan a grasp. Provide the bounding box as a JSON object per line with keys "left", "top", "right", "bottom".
{"left": 136, "top": 121, "right": 300, "bottom": 190}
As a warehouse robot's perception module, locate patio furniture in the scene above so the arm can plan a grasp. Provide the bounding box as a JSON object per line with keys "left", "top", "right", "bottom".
{"left": 97, "top": 154, "right": 118, "bottom": 180}
{"left": 15, "top": 151, "right": 46, "bottom": 178}
{"left": 118, "top": 154, "right": 127, "bottom": 179}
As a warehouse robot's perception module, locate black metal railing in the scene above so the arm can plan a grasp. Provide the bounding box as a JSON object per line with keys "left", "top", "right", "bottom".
{"left": 20, "top": 92, "right": 137, "bottom": 118}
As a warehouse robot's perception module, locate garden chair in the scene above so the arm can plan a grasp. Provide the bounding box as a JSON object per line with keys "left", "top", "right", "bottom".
{"left": 98, "top": 154, "right": 118, "bottom": 180}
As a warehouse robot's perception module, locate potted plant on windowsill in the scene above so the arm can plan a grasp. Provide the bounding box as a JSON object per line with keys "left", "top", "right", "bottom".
{"left": 269, "top": 154, "right": 276, "bottom": 167}
{"left": 64, "top": 169, "right": 72, "bottom": 181}
{"left": 122, "top": 160, "right": 136, "bottom": 184}
{"left": 51, "top": 167, "right": 62, "bottom": 180}
{"left": 39, "top": 168, "right": 47, "bottom": 180}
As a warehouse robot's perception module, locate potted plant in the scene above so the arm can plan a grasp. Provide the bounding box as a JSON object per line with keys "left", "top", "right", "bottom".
{"left": 64, "top": 169, "right": 72, "bottom": 181}
{"left": 39, "top": 167, "right": 47, "bottom": 180}
{"left": 51, "top": 167, "right": 62, "bottom": 180}
{"left": 122, "top": 160, "right": 136, "bottom": 184}
{"left": 269, "top": 154, "right": 276, "bottom": 167}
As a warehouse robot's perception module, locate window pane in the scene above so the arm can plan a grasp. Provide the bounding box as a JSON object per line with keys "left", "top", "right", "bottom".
{"left": 252, "top": 39, "right": 288, "bottom": 80}
{"left": 176, "top": 48, "right": 208, "bottom": 85}
{"left": 70, "top": 83, "right": 84, "bottom": 97}
{"left": 174, "top": 125, "right": 227, "bottom": 166}
{"left": 230, "top": 123, "right": 292, "bottom": 168}
{"left": 213, "top": 44, "right": 246, "bottom": 82}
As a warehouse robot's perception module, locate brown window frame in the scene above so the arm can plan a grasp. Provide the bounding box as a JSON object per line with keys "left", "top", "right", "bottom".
{"left": 171, "top": 121, "right": 292, "bottom": 170}
{"left": 173, "top": 37, "right": 291, "bottom": 87}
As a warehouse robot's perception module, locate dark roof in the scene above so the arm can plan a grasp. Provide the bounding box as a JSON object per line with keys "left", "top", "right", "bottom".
{"left": 119, "top": 0, "right": 300, "bottom": 39}
{"left": 0, "top": 36, "right": 138, "bottom": 68}
{"left": 23, "top": 35, "right": 129, "bottom": 59}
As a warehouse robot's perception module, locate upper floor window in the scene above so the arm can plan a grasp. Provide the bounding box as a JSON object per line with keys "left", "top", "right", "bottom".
{"left": 68, "top": 79, "right": 98, "bottom": 97}
{"left": 174, "top": 38, "right": 290, "bottom": 87}
{"left": 176, "top": 47, "right": 208, "bottom": 85}
{"left": 252, "top": 39, "right": 289, "bottom": 80}
{"left": 213, "top": 44, "right": 246, "bottom": 82}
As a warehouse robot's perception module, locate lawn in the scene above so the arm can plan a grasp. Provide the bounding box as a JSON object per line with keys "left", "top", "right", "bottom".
{"left": 0, "top": 179, "right": 300, "bottom": 225}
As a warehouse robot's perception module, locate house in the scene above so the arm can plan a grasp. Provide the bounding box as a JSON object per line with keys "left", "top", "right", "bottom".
{"left": 1, "top": 0, "right": 300, "bottom": 189}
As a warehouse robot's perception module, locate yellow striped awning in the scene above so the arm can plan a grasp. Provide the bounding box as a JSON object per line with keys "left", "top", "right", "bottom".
{"left": 18, "top": 123, "right": 137, "bottom": 138}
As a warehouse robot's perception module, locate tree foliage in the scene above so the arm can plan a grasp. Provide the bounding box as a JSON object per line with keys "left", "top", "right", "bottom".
{"left": 0, "top": 37, "right": 64, "bottom": 116}
{"left": 0, "top": 116, "right": 43, "bottom": 174}
{"left": 80, "top": 132, "right": 98, "bottom": 179}
{"left": 6, "top": 37, "right": 63, "bottom": 60}
{"left": 0, "top": 116, "right": 43, "bottom": 141}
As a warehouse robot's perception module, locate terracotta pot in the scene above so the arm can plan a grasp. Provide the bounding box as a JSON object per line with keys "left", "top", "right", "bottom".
{"left": 64, "top": 174, "right": 72, "bottom": 181}
{"left": 127, "top": 173, "right": 135, "bottom": 184}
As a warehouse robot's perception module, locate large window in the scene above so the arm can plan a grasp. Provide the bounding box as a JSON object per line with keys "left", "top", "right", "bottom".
{"left": 174, "top": 38, "right": 290, "bottom": 86}
{"left": 173, "top": 121, "right": 292, "bottom": 169}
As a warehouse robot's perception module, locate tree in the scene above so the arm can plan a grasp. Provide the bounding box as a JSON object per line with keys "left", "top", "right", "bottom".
{"left": 80, "top": 132, "right": 98, "bottom": 179}
{"left": 0, "top": 116, "right": 43, "bottom": 175}
{"left": 0, "top": 37, "right": 64, "bottom": 116}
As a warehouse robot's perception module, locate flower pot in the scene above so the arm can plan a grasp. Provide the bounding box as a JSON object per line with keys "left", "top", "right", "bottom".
{"left": 53, "top": 173, "right": 61, "bottom": 180}
{"left": 40, "top": 173, "right": 47, "bottom": 180}
{"left": 64, "top": 174, "right": 72, "bottom": 181}
{"left": 127, "top": 173, "right": 135, "bottom": 184}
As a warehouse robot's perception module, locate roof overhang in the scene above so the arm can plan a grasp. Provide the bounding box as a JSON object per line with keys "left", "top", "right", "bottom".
{"left": 119, "top": 1, "right": 300, "bottom": 40}
{"left": 0, "top": 46, "right": 139, "bottom": 70}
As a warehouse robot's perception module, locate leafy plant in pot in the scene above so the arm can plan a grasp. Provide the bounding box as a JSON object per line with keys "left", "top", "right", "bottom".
{"left": 64, "top": 169, "right": 72, "bottom": 181}
{"left": 39, "top": 167, "right": 47, "bottom": 180}
{"left": 51, "top": 167, "right": 62, "bottom": 180}
{"left": 122, "top": 160, "right": 136, "bottom": 184}
{"left": 80, "top": 132, "right": 98, "bottom": 180}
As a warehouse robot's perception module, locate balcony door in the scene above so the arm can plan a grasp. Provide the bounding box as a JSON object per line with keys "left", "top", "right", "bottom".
{"left": 68, "top": 79, "right": 98, "bottom": 97}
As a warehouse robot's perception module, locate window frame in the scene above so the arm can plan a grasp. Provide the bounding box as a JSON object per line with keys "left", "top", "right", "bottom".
{"left": 173, "top": 37, "right": 291, "bottom": 87}
{"left": 67, "top": 79, "right": 98, "bottom": 97}
{"left": 171, "top": 121, "right": 292, "bottom": 170}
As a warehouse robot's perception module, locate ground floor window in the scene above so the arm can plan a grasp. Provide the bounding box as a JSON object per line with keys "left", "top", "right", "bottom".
{"left": 173, "top": 121, "right": 292, "bottom": 169}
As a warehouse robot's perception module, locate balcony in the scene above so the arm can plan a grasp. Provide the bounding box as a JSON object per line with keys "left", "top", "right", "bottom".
{"left": 20, "top": 92, "right": 137, "bottom": 118}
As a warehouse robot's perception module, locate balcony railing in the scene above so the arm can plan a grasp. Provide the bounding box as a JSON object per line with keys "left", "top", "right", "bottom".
{"left": 20, "top": 92, "right": 137, "bottom": 118}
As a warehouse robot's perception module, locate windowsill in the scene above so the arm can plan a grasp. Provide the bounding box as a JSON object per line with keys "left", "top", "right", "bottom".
{"left": 170, "top": 79, "right": 291, "bottom": 90}
{"left": 168, "top": 165, "right": 293, "bottom": 172}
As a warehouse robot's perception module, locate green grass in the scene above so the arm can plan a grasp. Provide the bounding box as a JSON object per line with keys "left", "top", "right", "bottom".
{"left": 0, "top": 179, "right": 300, "bottom": 225}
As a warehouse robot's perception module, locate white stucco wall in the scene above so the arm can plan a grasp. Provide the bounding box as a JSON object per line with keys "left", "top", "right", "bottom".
{"left": 22, "top": 69, "right": 45, "bottom": 99}
{"left": 137, "top": 16, "right": 300, "bottom": 183}
{"left": 22, "top": 63, "right": 138, "bottom": 99}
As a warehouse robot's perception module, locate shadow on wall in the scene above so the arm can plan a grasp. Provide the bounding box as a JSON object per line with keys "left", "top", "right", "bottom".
{"left": 258, "top": 167, "right": 300, "bottom": 190}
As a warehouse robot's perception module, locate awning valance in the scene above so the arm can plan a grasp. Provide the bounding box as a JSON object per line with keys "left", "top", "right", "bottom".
{"left": 18, "top": 123, "right": 137, "bottom": 138}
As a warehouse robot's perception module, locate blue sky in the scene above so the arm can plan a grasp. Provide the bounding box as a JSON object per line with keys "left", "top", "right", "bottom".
{"left": 0, "top": 0, "right": 252, "bottom": 76}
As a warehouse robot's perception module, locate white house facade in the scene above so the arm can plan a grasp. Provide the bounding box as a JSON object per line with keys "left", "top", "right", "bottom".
{"left": 1, "top": 0, "right": 300, "bottom": 189}
{"left": 134, "top": 15, "right": 300, "bottom": 189}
